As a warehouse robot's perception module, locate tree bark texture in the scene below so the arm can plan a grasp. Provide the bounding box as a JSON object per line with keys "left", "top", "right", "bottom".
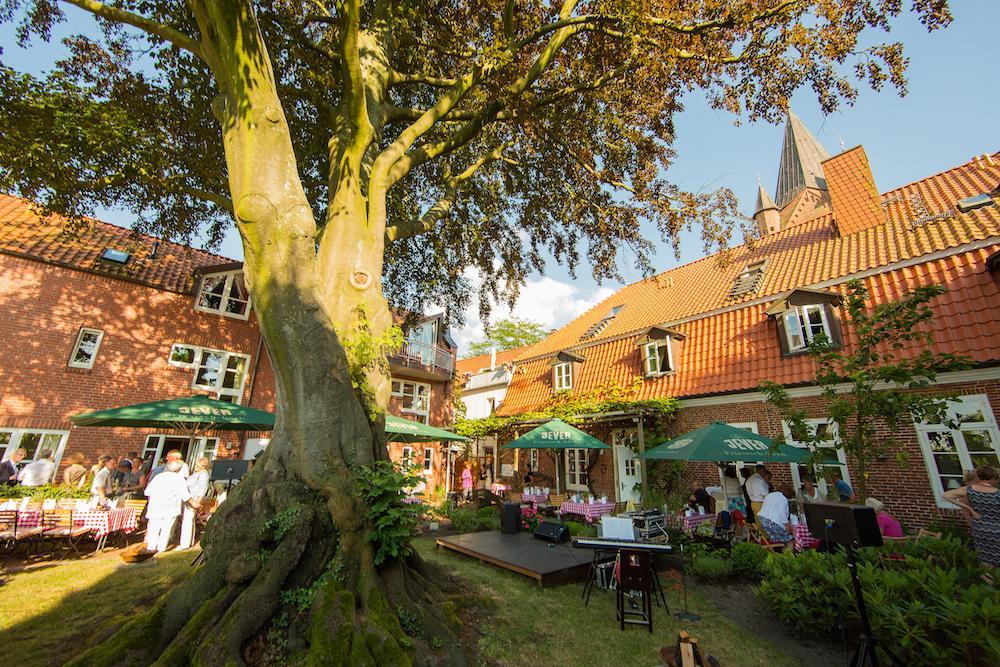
{"left": 68, "top": 3, "right": 464, "bottom": 665}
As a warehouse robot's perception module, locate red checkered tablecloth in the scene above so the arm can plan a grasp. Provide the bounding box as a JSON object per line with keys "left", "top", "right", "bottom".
{"left": 559, "top": 500, "right": 615, "bottom": 522}
{"left": 522, "top": 493, "right": 549, "bottom": 504}
{"left": 667, "top": 512, "right": 717, "bottom": 534}
{"left": 490, "top": 483, "right": 510, "bottom": 495}
{"left": 793, "top": 523, "right": 820, "bottom": 551}
{"left": 17, "top": 508, "right": 137, "bottom": 538}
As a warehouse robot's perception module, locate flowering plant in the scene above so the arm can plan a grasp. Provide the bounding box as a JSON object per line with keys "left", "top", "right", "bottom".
{"left": 519, "top": 505, "right": 540, "bottom": 531}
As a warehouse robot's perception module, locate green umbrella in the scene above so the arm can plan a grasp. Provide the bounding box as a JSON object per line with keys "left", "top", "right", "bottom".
{"left": 639, "top": 422, "right": 807, "bottom": 463}
{"left": 502, "top": 419, "right": 609, "bottom": 493}
{"left": 71, "top": 395, "right": 275, "bottom": 431}
{"left": 385, "top": 414, "right": 469, "bottom": 443}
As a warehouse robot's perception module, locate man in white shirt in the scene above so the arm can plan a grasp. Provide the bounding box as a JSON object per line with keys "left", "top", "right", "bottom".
{"left": 144, "top": 460, "right": 198, "bottom": 553}
{"left": 90, "top": 455, "right": 118, "bottom": 505}
{"left": 17, "top": 449, "right": 56, "bottom": 487}
{"left": 744, "top": 465, "right": 771, "bottom": 501}
{"left": 146, "top": 449, "right": 190, "bottom": 484}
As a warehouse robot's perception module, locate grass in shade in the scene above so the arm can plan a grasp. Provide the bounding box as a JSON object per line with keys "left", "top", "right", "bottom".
{"left": 415, "top": 537, "right": 799, "bottom": 667}
{"left": 0, "top": 550, "right": 192, "bottom": 664}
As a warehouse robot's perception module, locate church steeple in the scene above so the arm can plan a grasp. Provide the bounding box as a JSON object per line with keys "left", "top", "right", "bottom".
{"left": 774, "top": 109, "right": 831, "bottom": 209}
{"left": 753, "top": 181, "right": 780, "bottom": 235}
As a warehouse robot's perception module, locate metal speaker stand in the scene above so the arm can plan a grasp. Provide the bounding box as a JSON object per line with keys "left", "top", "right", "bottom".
{"left": 675, "top": 542, "right": 701, "bottom": 622}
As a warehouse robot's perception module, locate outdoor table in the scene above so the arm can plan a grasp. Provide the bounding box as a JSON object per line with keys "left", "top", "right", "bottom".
{"left": 559, "top": 500, "right": 615, "bottom": 523}
{"left": 792, "top": 523, "right": 820, "bottom": 551}
{"left": 490, "top": 483, "right": 509, "bottom": 496}
{"left": 522, "top": 492, "right": 549, "bottom": 505}
{"left": 667, "top": 512, "right": 717, "bottom": 534}
{"left": 18, "top": 507, "right": 138, "bottom": 550}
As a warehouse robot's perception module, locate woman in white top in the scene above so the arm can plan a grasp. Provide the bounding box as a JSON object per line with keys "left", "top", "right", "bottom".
{"left": 757, "top": 486, "right": 794, "bottom": 548}
{"left": 179, "top": 457, "right": 211, "bottom": 549}
{"left": 797, "top": 475, "right": 822, "bottom": 505}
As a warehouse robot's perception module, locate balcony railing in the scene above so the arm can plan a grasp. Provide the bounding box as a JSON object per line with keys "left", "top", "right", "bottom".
{"left": 390, "top": 340, "right": 456, "bottom": 375}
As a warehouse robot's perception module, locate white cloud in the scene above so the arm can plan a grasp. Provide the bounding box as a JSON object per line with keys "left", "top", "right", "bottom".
{"left": 448, "top": 270, "right": 617, "bottom": 354}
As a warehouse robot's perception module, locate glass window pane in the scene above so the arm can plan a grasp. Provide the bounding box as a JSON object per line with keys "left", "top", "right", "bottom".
{"left": 784, "top": 310, "right": 804, "bottom": 349}
{"left": 222, "top": 356, "right": 247, "bottom": 390}
{"left": 170, "top": 345, "right": 196, "bottom": 365}
{"left": 19, "top": 433, "right": 42, "bottom": 460}
{"left": 927, "top": 431, "right": 957, "bottom": 453}
{"left": 199, "top": 275, "right": 226, "bottom": 310}
{"left": 195, "top": 351, "right": 223, "bottom": 388}
{"left": 962, "top": 430, "right": 995, "bottom": 452}
{"left": 933, "top": 453, "right": 963, "bottom": 475}
{"left": 941, "top": 475, "right": 964, "bottom": 491}
{"left": 225, "top": 274, "right": 249, "bottom": 315}
{"left": 954, "top": 402, "right": 986, "bottom": 424}
{"left": 970, "top": 453, "right": 1000, "bottom": 469}
{"left": 73, "top": 331, "right": 100, "bottom": 365}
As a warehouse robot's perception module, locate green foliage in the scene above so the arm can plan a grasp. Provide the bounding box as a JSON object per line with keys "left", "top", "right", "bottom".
{"left": 396, "top": 606, "right": 423, "bottom": 638}
{"left": 245, "top": 548, "right": 273, "bottom": 563}
{"left": 342, "top": 305, "right": 405, "bottom": 419}
{"left": 260, "top": 505, "right": 303, "bottom": 543}
{"left": 356, "top": 461, "right": 423, "bottom": 567}
{"left": 564, "top": 520, "right": 598, "bottom": 538}
{"left": 281, "top": 553, "right": 346, "bottom": 613}
{"left": 761, "top": 281, "right": 972, "bottom": 497}
{"left": 454, "top": 378, "right": 680, "bottom": 439}
{"left": 0, "top": 484, "right": 90, "bottom": 500}
{"left": 756, "top": 538, "right": 1000, "bottom": 664}
{"left": 466, "top": 318, "right": 548, "bottom": 357}
{"left": 447, "top": 505, "right": 498, "bottom": 533}
{"left": 690, "top": 555, "right": 733, "bottom": 579}
{"left": 730, "top": 542, "right": 769, "bottom": 581}
{"left": 477, "top": 506, "right": 500, "bottom": 531}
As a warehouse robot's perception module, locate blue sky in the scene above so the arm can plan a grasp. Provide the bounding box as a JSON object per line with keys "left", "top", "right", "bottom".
{"left": 2, "top": 3, "right": 997, "bottom": 349}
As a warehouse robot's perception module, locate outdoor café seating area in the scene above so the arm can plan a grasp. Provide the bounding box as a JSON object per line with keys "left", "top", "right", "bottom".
{"left": 0, "top": 497, "right": 143, "bottom": 558}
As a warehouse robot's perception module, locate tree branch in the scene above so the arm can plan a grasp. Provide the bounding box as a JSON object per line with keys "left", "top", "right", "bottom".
{"left": 59, "top": 0, "right": 203, "bottom": 58}
{"left": 388, "top": 71, "right": 460, "bottom": 88}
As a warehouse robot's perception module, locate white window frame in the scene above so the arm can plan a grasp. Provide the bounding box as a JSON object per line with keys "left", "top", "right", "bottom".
{"left": 0, "top": 428, "right": 70, "bottom": 481}
{"left": 783, "top": 304, "right": 831, "bottom": 352}
{"left": 391, "top": 380, "right": 431, "bottom": 423}
{"left": 565, "top": 448, "right": 589, "bottom": 491}
{"left": 782, "top": 419, "right": 849, "bottom": 499}
{"left": 401, "top": 446, "right": 414, "bottom": 468}
{"left": 642, "top": 340, "right": 673, "bottom": 377}
{"left": 143, "top": 434, "right": 219, "bottom": 469}
{"left": 195, "top": 270, "right": 251, "bottom": 320}
{"left": 190, "top": 347, "right": 251, "bottom": 403}
{"left": 721, "top": 422, "right": 762, "bottom": 487}
{"left": 554, "top": 362, "right": 573, "bottom": 391}
{"left": 423, "top": 447, "right": 434, "bottom": 472}
{"left": 68, "top": 328, "right": 104, "bottom": 369}
{"left": 915, "top": 394, "right": 1000, "bottom": 509}
{"left": 168, "top": 343, "right": 199, "bottom": 368}
{"left": 529, "top": 449, "right": 539, "bottom": 471}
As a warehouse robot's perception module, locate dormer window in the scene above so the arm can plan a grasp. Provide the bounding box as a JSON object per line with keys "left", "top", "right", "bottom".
{"left": 635, "top": 326, "right": 683, "bottom": 378}
{"left": 554, "top": 362, "right": 573, "bottom": 390}
{"left": 728, "top": 260, "right": 767, "bottom": 298}
{"left": 766, "top": 288, "right": 842, "bottom": 355}
{"left": 196, "top": 270, "right": 250, "bottom": 319}
{"left": 782, "top": 304, "right": 829, "bottom": 351}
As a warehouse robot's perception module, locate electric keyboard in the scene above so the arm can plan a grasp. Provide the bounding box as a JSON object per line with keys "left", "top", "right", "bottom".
{"left": 572, "top": 537, "right": 673, "bottom": 552}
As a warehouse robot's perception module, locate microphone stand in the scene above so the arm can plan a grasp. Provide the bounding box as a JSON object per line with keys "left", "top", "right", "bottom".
{"left": 675, "top": 542, "right": 701, "bottom": 622}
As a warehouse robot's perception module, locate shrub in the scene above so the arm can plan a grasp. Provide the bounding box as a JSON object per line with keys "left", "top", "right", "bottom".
{"left": 730, "top": 542, "right": 769, "bottom": 580}
{"left": 690, "top": 555, "right": 733, "bottom": 579}
{"left": 448, "top": 507, "right": 482, "bottom": 533}
{"left": 356, "top": 461, "right": 423, "bottom": 566}
{"left": 476, "top": 506, "right": 500, "bottom": 531}
{"left": 564, "top": 520, "right": 597, "bottom": 537}
{"left": 756, "top": 538, "right": 1000, "bottom": 665}
{"left": 0, "top": 484, "right": 90, "bottom": 500}
{"left": 518, "top": 505, "right": 540, "bottom": 532}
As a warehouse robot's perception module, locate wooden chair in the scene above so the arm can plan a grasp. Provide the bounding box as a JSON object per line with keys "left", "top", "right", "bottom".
{"left": 1, "top": 509, "right": 45, "bottom": 552}
{"left": 916, "top": 528, "right": 942, "bottom": 540}
{"left": 548, "top": 493, "right": 568, "bottom": 508}
{"left": 41, "top": 510, "right": 90, "bottom": 558}
{"left": 613, "top": 502, "right": 627, "bottom": 515}
{"left": 122, "top": 498, "right": 148, "bottom": 520}
{"left": 56, "top": 498, "right": 78, "bottom": 510}
{"left": 747, "top": 523, "right": 785, "bottom": 552}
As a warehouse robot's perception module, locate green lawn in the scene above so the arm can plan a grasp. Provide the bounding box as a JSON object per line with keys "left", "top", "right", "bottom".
{"left": 0, "top": 551, "right": 192, "bottom": 664}
{"left": 416, "top": 537, "right": 799, "bottom": 666}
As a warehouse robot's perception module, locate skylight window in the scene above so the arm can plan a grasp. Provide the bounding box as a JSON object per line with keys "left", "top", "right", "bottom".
{"left": 580, "top": 304, "right": 624, "bottom": 340}
{"left": 100, "top": 248, "right": 131, "bottom": 264}
{"left": 728, "top": 261, "right": 767, "bottom": 299}
{"left": 956, "top": 193, "right": 995, "bottom": 213}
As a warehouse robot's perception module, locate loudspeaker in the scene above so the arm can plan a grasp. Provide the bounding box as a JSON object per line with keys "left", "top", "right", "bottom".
{"left": 804, "top": 502, "right": 883, "bottom": 548}
{"left": 500, "top": 502, "right": 521, "bottom": 534}
{"left": 533, "top": 521, "right": 570, "bottom": 543}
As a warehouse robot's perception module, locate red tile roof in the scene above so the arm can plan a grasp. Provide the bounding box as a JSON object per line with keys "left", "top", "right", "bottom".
{"left": 0, "top": 194, "right": 233, "bottom": 293}
{"left": 456, "top": 345, "right": 535, "bottom": 376}
{"left": 499, "top": 152, "right": 1000, "bottom": 414}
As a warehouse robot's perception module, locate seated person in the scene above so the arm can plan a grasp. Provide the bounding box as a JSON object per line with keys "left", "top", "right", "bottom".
{"left": 865, "top": 498, "right": 904, "bottom": 538}
{"left": 757, "top": 486, "right": 795, "bottom": 549}
{"left": 689, "top": 480, "right": 712, "bottom": 512}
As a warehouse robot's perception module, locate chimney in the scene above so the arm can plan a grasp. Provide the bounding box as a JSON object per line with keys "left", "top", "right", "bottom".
{"left": 822, "top": 146, "right": 886, "bottom": 236}
{"left": 490, "top": 347, "right": 497, "bottom": 371}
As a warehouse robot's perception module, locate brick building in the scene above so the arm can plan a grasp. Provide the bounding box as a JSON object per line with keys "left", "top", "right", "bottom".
{"left": 0, "top": 195, "right": 457, "bottom": 491}
{"left": 496, "top": 114, "right": 1000, "bottom": 528}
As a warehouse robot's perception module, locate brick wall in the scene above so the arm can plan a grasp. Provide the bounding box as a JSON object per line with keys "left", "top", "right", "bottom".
{"left": 0, "top": 253, "right": 275, "bottom": 475}
{"left": 384, "top": 373, "right": 454, "bottom": 494}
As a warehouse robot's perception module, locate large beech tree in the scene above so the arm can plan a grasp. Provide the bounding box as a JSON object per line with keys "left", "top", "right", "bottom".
{"left": 0, "top": 1, "right": 950, "bottom": 664}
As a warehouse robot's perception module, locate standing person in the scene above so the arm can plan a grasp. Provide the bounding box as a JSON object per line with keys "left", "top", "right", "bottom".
{"left": 944, "top": 465, "right": 1000, "bottom": 567}
{"left": 0, "top": 448, "right": 26, "bottom": 486}
{"left": 90, "top": 455, "right": 118, "bottom": 505}
{"left": 147, "top": 450, "right": 190, "bottom": 483}
{"left": 722, "top": 465, "right": 745, "bottom": 512}
{"left": 745, "top": 465, "right": 770, "bottom": 519}
{"left": 144, "top": 460, "right": 198, "bottom": 554}
{"left": 18, "top": 449, "right": 56, "bottom": 487}
{"left": 461, "top": 464, "right": 473, "bottom": 500}
{"left": 740, "top": 466, "right": 757, "bottom": 523}
{"left": 179, "top": 458, "right": 211, "bottom": 549}
{"left": 688, "top": 480, "right": 712, "bottom": 512}
{"left": 62, "top": 452, "right": 89, "bottom": 488}
{"left": 828, "top": 470, "right": 856, "bottom": 503}
{"left": 757, "top": 486, "right": 795, "bottom": 549}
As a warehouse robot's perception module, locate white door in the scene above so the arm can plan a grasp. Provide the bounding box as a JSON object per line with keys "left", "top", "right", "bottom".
{"left": 615, "top": 446, "right": 642, "bottom": 503}
{"left": 565, "top": 448, "right": 589, "bottom": 491}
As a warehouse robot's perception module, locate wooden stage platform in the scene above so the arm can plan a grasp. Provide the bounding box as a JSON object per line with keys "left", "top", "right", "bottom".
{"left": 436, "top": 531, "right": 592, "bottom": 587}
